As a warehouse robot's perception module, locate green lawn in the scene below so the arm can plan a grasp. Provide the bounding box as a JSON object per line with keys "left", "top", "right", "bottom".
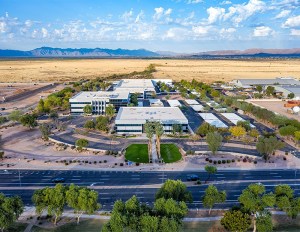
{"left": 160, "top": 144, "right": 182, "bottom": 163}
{"left": 125, "top": 144, "right": 149, "bottom": 163}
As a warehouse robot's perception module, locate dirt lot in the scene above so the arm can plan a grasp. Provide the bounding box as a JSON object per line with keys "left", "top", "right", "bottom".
{"left": 250, "top": 99, "right": 300, "bottom": 121}
{"left": 0, "top": 83, "right": 50, "bottom": 99}
{"left": 0, "top": 59, "right": 299, "bottom": 83}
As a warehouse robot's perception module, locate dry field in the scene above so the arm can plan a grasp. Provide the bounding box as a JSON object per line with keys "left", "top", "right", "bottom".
{"left": 0, "top": 59, "right": 300, "bottom": 83}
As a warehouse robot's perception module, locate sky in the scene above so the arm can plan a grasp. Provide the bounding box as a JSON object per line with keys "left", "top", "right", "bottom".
{"left": 0, "top": 0, "right": 299, "bottom": 52}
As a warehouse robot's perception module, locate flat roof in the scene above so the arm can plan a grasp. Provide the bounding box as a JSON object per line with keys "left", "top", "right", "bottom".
{"left": 237, "top": 78, "right": 300, "bottom": 86}
{"left": 167, "top": 100, "right": 182, "bottom": 107}
{"left": 115, "top": 79, "right": 155, "bottom": 91}
{"left": 185, "top": 99, "right": 199, "bottom": 105}
{"left": 199, "top": 113, "right": 228, "bottom": 128}
{"left": 115, "top": 107, "right": 188, "bottom": 124}
{"left": 190, "top": 104, "right": 204, "bottom": 112}
{"left": 279, "top": 86, "right": 300, "bottom": 94}
{"left": 221, "top": 113, "right": 255, "bottom": 128}
{"left": 70, "top": 90, "right": 129, "bottom": 102}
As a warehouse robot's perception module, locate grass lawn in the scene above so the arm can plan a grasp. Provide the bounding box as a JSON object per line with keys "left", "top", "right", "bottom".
{"left": 125, "top": 144, "right": 149, "bottom": 163}
{"left": 31, "top": 219, "right": 108, "bottom": 232}
{"left": 160, "top": 144, "right": 182, "bottom": 163}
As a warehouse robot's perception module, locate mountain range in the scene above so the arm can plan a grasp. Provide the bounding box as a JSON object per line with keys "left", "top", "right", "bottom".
{"left": 0, "top": 47, "right": 300, "bottom": 58}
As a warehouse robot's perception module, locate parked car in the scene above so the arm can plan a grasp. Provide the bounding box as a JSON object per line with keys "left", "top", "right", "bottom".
{"left": 51, "top": 177, "right": 65, "bottom": 183}
{"left": 186, "top": 174, "right": 199, "bottom": 181}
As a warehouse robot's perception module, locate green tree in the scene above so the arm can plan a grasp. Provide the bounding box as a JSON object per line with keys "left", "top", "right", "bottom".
{"left": 83, "top": 104, "right": 92, "bottom": 115}
{"left": 105, "top": 104, "right": 115, "bottom": 121}
{"left": 206, "top": 132, "right": 223, "bottom": 155}
{"left": 238, "top": 183, "right": 276, "bottom": 232}
{"left": 203, "top": 185, "right": 226, "bottom": 215}
{"left": 0, "top": 193, "right": 24, "bottom": 232}
{"left": 84, "top": 120, "right": 95, "bottom": 129}
{"left": 154, "top": 122, "right": 164, "bottom": 159}
{"left": 221, "top": 210, "right": 251, "bottom": 232}
{"left": 275, "top": 184, "right": 300, "bottom": 219}
{"left": 256, "top": 85, "right": 263, "bottom": 93}
{"left": 196, "top": 122, "right": 216, "bottom": 136}
{"left": 19, "top": 114, "right": 37, "bottom": 129}
{"left": 32, "top": 184, "right": 67, "bottom": 225}
{"left": 66, "top": 184, "right": 101, "bottom": 224}
{"left": 37, "top": 99, "right": 50, "bottom": 113}
{"left": 237, "top": 120, "right": 251, "bottom": 132}
{"left": 205, "top": 165, "right": 217, "bottom": 182}
{"left": 49, "top": 111, "right": 58, "bottom": 121}
{"left": 172, "top": 124, "right": 182, "bottom": 137}
{"left": 144, "top": 121, "right": 155, "bottom": 159}
{"left": 8, "top": 110, "right": 23, "bottom": 122}
{"left": 95, "top": 116, "right": 109, "bottom": 132}
{"left": 256, "top": 211, "right": 273, "bottom": 232}
{"left": 154, "top": 198, "right": 188, "bottom": 221}
{"left": 249, "top": 129, "right": 260, "bottom": 140}
{"left": 265, "top": 86, "right": 275, "bottom": 96}
{"left": 211, "top": 90, "right": 220, "bottom": 98}
{"left": 256, "top": 136, "right": 285, "bottom": 161}
{"left": 130, "top": 93, "right": 139, "bottom": 106}
{"left": 156, "top": 179, "right": 193, "bottom": 203}
{"left": 287, "top": 93, "right": 295, "bottom": 99}
{"left": 75, "top": 139, "right": 89, "bottom": 149}
{"left": 140, "top": 215, "right": 159, "bottom": 232}
{"left": 39, "top": 123, "right": 51, "bottom": 140}
{"left": 294, "top": 131, "right": 300, "bottom": 145}
{"left": 279, "top": 125, "right": 298, "bottom": 137}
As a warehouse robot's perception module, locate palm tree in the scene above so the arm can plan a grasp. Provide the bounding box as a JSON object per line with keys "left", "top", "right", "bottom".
{"left": 144, "top": 121, "right": 155, "bottom": 161}
{"left": 154, "top": 121, "right": 164, "bottom": 159}
{"left": 105, "top": 104, "right": 115, "bottom": 122}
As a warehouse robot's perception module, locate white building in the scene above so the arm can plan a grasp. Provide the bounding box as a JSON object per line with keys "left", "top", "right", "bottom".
{"left": 69, "top": 90, "right": 129, "bottom": 115}
{"left": 232, "top": 77, "right": 300, "bottom": 89}
{"left": 70, "top": 79, "right": 173, "bottom": 115}
{"left": 115, "top": 107, "right": 189, "bottom": 134}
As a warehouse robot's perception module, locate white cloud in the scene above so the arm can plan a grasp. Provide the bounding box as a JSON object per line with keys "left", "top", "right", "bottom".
{"left": 41, "top": 28, "right": 48, "bottom": 38}
{"left": 187, "top": 0, "right": 203, "bottom": 4}
{"left": 153, "top": 7, "right": 173, "bottom": 23}
{"left": 291, "top": 29, "right": 300, "bottom": 36}
{"left": 135, "top": 11, "right": 145, "bottom": 23}
{"left": 153, "top": 7, "right": 164, "bottom": 21}
{"left": 220, "top": 1, "right": 232, "bottom": 5}
{"left": 220, "top": 27, "right": 236, "bottom": 33}
{"left": 275, "top": 10, "right": 291, "bottom": 19}
{"left": 253, "top": 26, "right": 274, "bottom": 37}
{"left": 192, "top": 26, "right": 210, "bottom": 36}
{"left": 282, "top": 15, "right": 300, "bottom": 28}
{"left": 224, "top": 0, "right": 266, "bottom": 25}
{"left": 121, "top": 9, "right": 134, "bottom": 22}
{"left": 0, "top": 21, "right": 6, "bottom": 33}
{"left": 164, "top": 27, "right": 190, "bottom": 40}
{"left": 207, "top": 7, "right": 225, "bottom": 24}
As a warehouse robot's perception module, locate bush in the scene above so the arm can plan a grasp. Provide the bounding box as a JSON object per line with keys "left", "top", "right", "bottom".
{"left": 196, "top": 180, "right": 201, "bottom": 185}
{"left": 283, "top": 157, "right": 287, "bottom": 161}
{"left": 218, "top": 160, "right": 221, "bottom": 164}
{"left": 222, "top": 160, "right": 226, "bottom": 164}
{"left": 285, "top": 151, "right": 288, "bottom": 156}
{"left": 205, "top": 157, "right": 209, "bottom": 161}
{"left": 213, "top": 160, "right": 217, "bottom": 165}
{"left": 254, "top": 160, "right": 257, "bottom": 164}
{"left": 104, "top": 160, "right": 107, "bottom": 163}
{"left": 238, "top": 159, "right": 241, "bottom": 162}
{"left": 227, "top": 160, "right": 231, "bottom": 163}
{"left": 232, "top": 159, "right": 235, "bottom": 162}
{"left": 94, "top": 161, "right": 97, "bottom": 164}
{"left": 115, "top": 163, "right": 117, "bottom": 166}
{"left": 120, "top": 163, "right": 124, "bottom": 166}
{"left": 243, "top": 158, "right": 247, "bottom": 162}
{"left": 209, "top": 159, "right": 213, "bottom": 163}
{"left": 136, "top": 162, "right": 140, "bottom": 166}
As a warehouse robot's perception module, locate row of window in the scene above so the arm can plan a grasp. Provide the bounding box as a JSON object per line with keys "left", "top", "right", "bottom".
{"left": 116, "top": 130, "right": 142, "bottom": 132}
{"left": 70, "top": 102, "right": 91, "bottom": 105}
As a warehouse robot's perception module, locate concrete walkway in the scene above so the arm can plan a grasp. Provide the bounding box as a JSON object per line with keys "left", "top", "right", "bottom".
{"left": 151, "top": 137, "right": 158, "bottom": 163}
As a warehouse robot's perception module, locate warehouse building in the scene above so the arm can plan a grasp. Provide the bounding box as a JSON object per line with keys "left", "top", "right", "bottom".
{"left": 272, "top": 86, "right": 300, "bottom": 99}
{"left": 232, "top": 77, "right": 300, "bottom": 89}
{"left": 115, "top": 107, "right": 189, "bottom": 134}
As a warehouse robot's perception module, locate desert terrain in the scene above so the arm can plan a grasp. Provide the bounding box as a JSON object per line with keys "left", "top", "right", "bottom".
{"left": 0, "top": 59, "right": 299, "bottom": 83}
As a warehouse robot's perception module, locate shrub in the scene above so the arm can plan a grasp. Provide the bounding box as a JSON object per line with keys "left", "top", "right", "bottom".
{"left": 205, "top": 157, "right": 209, "bottom": 161}
{"left": 136, "top": 162, "right": 140, "bottom": 166}
{"left": 196, "top": 180, "right": 201, "bottom": 185}
{"left": 218, "top": 160, "right": 221, "bottom": 164}
{"left": 285, "top": 151, "right": 288, "bottom": 156}
{"left": 209, "top": 159, "right": 213, "bottom": 163}
{"left": 232, "top": 159, "right": 235, "bottom": 162}
{"left": 283, "top": 157, "right": 287, "bottom": 161}
{"left": 227, "top": 160, "right": 231, "bottom": 163}
{"left": 238, "top": 159, "right": 241, "bottom": 162}
{"left": 213, "top": 160, "right": 217, "bottom": 165}
{"left": 104, "top": 160, "right": 107, "bottom": 163}
{"left": 243, "top": 158, "right": 247, "bottom": 162}
{"left": 115, "top": 163, "right": 117, "bottom": 166}
{"left": 120, "top": 163, "right": 124, "bottom": 166}
{"left": 94, "top": 161, "right": 97, "bottom": 164}
{"left": 254, "top": 160, "right": 257, "bottom": 164}
{"left": 222, "top": 160, "right": 226, "bottom": 164}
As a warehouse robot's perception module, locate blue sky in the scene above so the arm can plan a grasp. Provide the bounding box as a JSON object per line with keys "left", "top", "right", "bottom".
{"left": 0, "top": 0, "right": 299, "bottom": 52}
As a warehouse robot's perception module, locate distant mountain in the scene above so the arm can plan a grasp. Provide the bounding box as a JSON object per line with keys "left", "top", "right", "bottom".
{"left": 186, "top": 48, "right": 300, "bottom": 58}
{"left": 0, "top": 47, "right": 160, "bottom": 58}
{"left": 0, "top": 47, "right": 300, "bottom": 58}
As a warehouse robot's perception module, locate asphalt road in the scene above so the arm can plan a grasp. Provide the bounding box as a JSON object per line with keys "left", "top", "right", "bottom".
{"left": 1, "top": 169, "right": 300, "bottom": 210}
